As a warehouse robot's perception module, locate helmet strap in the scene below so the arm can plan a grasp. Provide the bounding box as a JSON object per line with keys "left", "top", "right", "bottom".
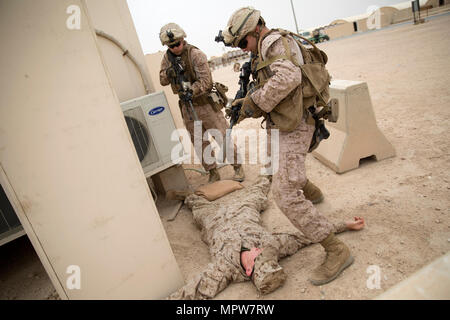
{"left": 248, "top": 28, "right": 260, "bottom": 43}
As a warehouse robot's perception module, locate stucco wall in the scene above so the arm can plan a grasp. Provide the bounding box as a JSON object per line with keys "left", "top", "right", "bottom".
{"left": 325, "top": 22, "right": 355, "bottom": 39}
{"left": 0, "top": 0, "right": 183, "bottom": 299}
{"left": 86, "top": 0, "right": 155, "bottom": 102}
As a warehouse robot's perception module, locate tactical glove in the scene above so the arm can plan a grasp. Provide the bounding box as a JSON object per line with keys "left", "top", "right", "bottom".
{"left": 180, "top": 89, "right": 193, "bottom": 102}
{"left": 225, "top": 107, "right": 233, "bottom": 118}
{"left": 234, "top": 95, "right": 262, "bottom": 124}
{"left": 166, "top": 67, "right": 176, "bottom": 79}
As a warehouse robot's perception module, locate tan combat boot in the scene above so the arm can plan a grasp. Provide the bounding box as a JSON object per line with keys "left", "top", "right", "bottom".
{"left": 303, "top": 179, "right": 324, "bottom": 204}
{"left": 309, "top": 233, "right": 354, "bottom": 286}
{"left": 208, "top": 168, "right": 221, "bottom": 183}
{"left": 233, "top": 165, "right": 245, "bottom": 182}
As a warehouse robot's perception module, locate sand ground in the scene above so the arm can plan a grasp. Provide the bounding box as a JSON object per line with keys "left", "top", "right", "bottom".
{"left": 0, "top": 13, "right": 449, "bottom": 300}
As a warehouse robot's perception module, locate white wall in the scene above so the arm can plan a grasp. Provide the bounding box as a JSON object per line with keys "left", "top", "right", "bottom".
{"left": 86, "top": 0, "right": 155, "bottom": 102}
{"left": 0, "top": 0, "right": 183, "bottom": 299}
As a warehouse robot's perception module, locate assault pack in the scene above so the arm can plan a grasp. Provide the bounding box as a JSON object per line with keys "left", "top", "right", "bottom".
{"left": 254, "top": 29, "right": 338, "bottom": 152}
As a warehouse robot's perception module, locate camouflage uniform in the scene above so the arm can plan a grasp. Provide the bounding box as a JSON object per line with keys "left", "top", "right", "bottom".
{"left": 252, "top": 31, "right": 334, "bottom": 243}
{"left": 160, "top": 44, "right": 240, "bottom": 171}
{"left": 168, "top": 177, "right": 347, "bottom": 300}
{"left": 220, "top": 5, "right": 353, "bottom": 287}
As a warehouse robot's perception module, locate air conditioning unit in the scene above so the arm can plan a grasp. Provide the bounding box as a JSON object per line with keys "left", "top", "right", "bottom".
{"left": 0, "top": 183, "right": 25, "bottom": 246}
{"left": 120, "top": 92, "right": 185, "bottom": 177}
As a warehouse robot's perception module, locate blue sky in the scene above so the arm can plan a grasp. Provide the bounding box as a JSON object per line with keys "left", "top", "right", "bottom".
{"left": 127, "top": 0, "right": 407, "bottom": 58}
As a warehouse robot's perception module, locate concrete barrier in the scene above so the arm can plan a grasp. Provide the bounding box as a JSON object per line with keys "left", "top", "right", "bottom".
{"left": 312, "top": 80, "right": 395, "bottom": 173}
{"left": 376, "top": 252, "right": 450, "bottom": 300}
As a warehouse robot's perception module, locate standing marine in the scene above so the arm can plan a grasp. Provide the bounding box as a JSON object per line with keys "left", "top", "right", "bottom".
{"left": 219, "top": 7, "right": 354, "bottom": 285}
{"left": 159, "top": 23, "right": 245, "bottom": 183}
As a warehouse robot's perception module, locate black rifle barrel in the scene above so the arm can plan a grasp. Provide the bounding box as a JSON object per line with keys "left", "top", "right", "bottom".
{"left": 167, "top": 52, "right": 199, "bottom": 121}
{"left": 229, "top": 60, "right": 252, "bottom": 129}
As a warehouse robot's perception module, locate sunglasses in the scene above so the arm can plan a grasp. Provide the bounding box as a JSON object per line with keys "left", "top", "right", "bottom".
{"left": 169, "top": 41, "right": 181, "bottom": 49}
{"left": 238, "top": 37, "right": 248, "bottom": 49}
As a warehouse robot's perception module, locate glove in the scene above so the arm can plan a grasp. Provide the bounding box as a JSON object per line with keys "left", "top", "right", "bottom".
{"left": 180, "top": 89, "right": 193, "bottom": 102}
{"left": 166, "top": 67, "right": 176, "bottom": 79}
{"left": 234, "top": 95, "right": 261, "bottom": 124}
{"left": 225, "top": 107, "right": 233, "bottom": 118}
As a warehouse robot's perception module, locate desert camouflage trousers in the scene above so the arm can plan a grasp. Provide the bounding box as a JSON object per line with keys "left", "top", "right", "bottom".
{"left": 268, "top": 118, "right": 334, "bottom": 243}
{"left": 181, "top": 102, "right": 240, "bottom": 171}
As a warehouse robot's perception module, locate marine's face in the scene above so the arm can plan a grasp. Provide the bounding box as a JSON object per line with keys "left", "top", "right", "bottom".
{"left": 239, "top": 34, "right": 258, "bottom": 55}
{"left": 168, "top": 40, "right": 184, "bottom": 55}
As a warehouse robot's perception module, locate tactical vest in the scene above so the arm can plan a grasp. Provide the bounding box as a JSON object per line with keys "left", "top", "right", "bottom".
{"left": 167, "top": 43, "right": 209, "bottom": 106}
{"left": 167, "top": 43, "right": 227, "bottom": 109}
{"left": 254, "top": 29, "right": 331, "bottom": 132}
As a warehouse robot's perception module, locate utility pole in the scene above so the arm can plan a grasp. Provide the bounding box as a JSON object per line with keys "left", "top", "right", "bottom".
{"left": 290, "top": 0, "right": 299, "bottom": 34}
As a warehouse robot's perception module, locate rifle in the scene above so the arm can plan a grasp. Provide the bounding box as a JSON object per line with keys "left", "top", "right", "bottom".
{"left": 214, "top": 31, "right": 253, "bottom": 128}
{"left": 167, "top": 51, "right": 199, "bottom": 121}
{"left": 308, "top": 98, "right": 339, "bottom": 152}
{"left": 227, "top": 60, "right": 252, "bottom": 128}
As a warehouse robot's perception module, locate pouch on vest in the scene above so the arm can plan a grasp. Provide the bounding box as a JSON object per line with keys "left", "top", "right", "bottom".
{"left": 297, "top": 39, "right": 331, "bottom": 108}
{"left": 208, "top": 82, "right": 229, "bottom": 112}
{"left": 268, "top": 86, "right": 303, "bottom": 131}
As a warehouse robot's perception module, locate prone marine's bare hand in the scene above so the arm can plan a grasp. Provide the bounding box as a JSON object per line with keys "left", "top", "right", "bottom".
{"left": 346, "top": 217, "right": 365, "bottom": 231}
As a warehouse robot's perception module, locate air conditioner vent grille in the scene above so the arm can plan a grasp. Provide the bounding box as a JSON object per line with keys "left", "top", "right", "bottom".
{"left": 123, "top": 106, "right": 159, "bottom": 167}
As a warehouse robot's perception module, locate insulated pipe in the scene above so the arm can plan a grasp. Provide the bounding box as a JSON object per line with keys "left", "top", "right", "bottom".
{"left": 95, "top": 29, "right": 152, "bottom": 94}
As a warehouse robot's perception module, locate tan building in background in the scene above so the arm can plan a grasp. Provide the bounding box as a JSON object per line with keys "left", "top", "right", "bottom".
{"left": 324, "top": 0, "right": 449, "bottom": 40}
{"left": 209, "top": 49, "right": 249, "bottom": 70}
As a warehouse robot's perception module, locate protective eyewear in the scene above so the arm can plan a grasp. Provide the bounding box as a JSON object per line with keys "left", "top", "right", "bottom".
{"left": 169, "top": 41, "right": 181, "bottom": 49}
{"left": 238, "top": 37, "right": 248, "bottom": 49}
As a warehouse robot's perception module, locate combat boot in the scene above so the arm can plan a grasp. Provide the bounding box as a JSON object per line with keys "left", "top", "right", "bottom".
{"left": 233, "top": 165, "right": 245, "bottom": 182}
{"left": 208, "top": 168, "right": 221, "bottom": 183}
{"left": 303, "top": 179, "right": 324, "bottom": 204}
{"left": 309, "top": 233, "right": 354, "bottom": 286}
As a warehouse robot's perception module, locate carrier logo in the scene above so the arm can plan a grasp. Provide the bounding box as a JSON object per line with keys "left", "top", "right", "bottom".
{"left": 149, "top": 106, "right": 165, "bottom": 116}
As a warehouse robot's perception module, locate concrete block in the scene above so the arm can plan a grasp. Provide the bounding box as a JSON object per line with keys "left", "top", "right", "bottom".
{"left": 376, "top": 252, "right": 450, "bottom": 300}
{"left": 312, "top": 80, "right": 395, "bottom": 173}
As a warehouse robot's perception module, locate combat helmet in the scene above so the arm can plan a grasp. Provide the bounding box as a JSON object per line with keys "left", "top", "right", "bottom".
{"left": 222, "top": 7, "right": 264, "bottom": 47}
{"left": 159, "top": 23, "right": 186, "bottom": 46}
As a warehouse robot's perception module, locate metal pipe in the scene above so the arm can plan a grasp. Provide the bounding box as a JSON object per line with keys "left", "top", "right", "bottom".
{"left": 95, "top": 29, "right": 152, "bottom": 94}
{"left": 290, "top": 0, "right": 300, "bottom": 34}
